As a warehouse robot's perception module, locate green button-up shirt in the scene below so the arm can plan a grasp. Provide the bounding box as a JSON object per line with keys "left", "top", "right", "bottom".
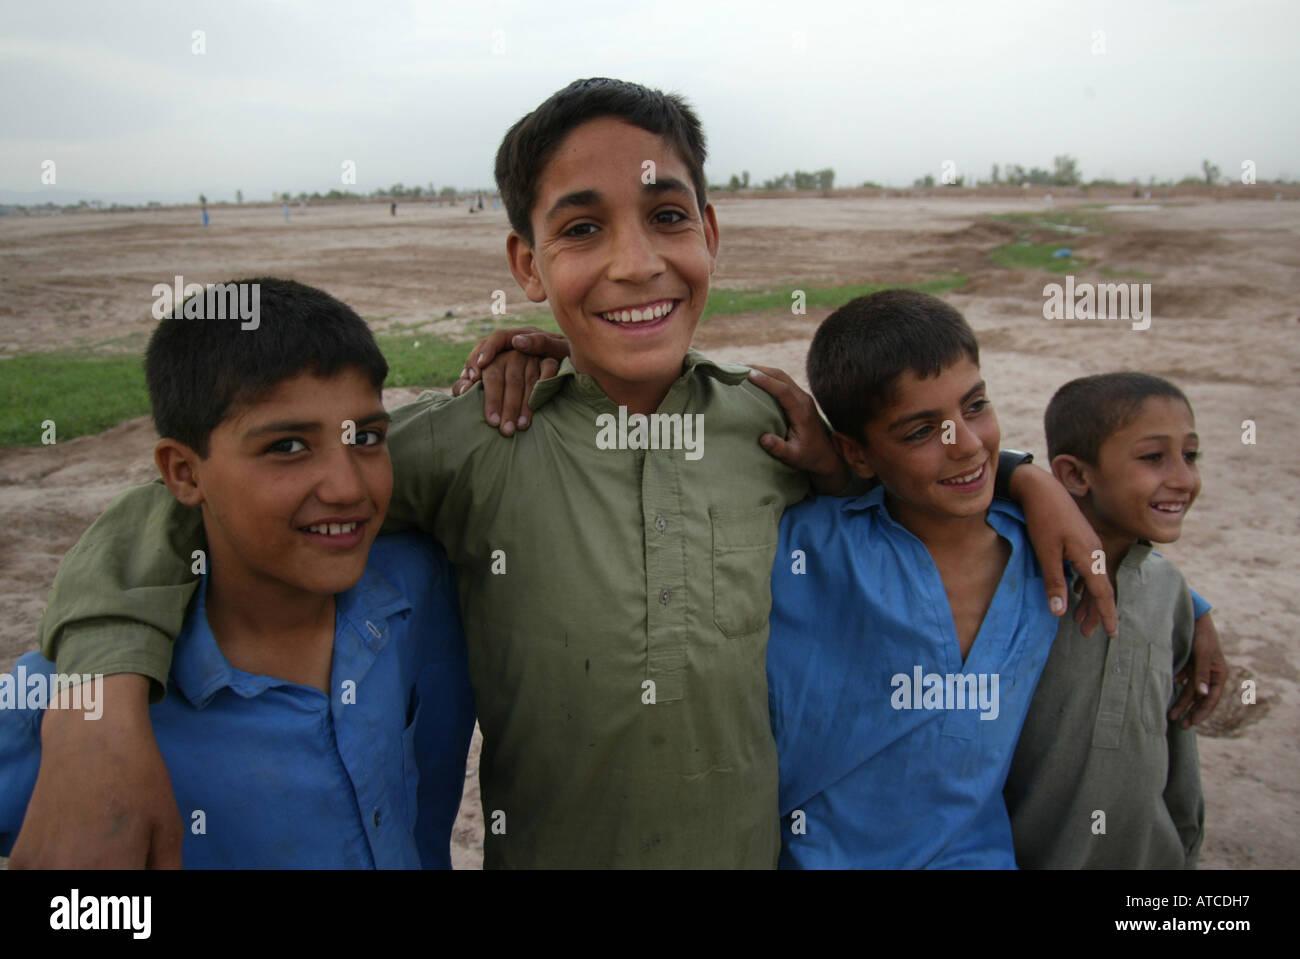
{"left": 1003, "top": 544, "right": 1205, "bottom": 868}
{"left": 41, "top": 351, "right": 809, "bottom": 868}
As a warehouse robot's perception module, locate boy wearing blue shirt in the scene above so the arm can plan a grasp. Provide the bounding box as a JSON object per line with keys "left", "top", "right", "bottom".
{"left": 1004, "top": 373, "right": 1207, "bottom": 868}
{"left": 768, "top": 290, "right": 1060, "bottom": 868}
{"left": 0, "top": 278, "right": 475, "bottom": 867}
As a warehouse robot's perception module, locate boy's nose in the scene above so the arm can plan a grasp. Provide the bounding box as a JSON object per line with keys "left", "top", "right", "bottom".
{"left": 315, "top": 445, "right": 367, "bottom": 503}
{"left": 606, "top": 222, "right": 665, "bottom": 284}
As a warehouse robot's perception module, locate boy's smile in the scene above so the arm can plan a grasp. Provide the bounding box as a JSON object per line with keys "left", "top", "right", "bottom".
{"left": 507, "top": 116, "right": 719, "bottom": 413}
{"left": 1077, "top": 396, "right": 1200, "bottom": 549}
{"left": 844, "top": 357, "right": 1000, "bottom": 532}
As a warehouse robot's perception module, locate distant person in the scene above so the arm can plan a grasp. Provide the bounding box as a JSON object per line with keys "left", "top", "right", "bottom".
{"left": 1005, "top": 373, "right": 1213, "bottom": 868}
{"left": 283, "top": 202, "right": 290, "bottom": 222}
{"left": 391, "top": 202, "right": 397, "bottom": 217}
{"left": 201, "top": 206, "right": 209, "bottom": 227}
{"left": 0, "top": 278, "right": 476, "bottom": 867}
{"left": 477, "top": 194, "right": 484, "bottom": 210}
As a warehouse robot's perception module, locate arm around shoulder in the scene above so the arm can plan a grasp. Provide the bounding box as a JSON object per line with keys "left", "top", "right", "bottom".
{"left": 40, "top": 479, "right": 203, "bottom": 690}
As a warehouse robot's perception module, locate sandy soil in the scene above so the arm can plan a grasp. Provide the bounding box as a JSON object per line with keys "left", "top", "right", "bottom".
{"left": 1, "top": 193, "right": 1296, "bottom": 869}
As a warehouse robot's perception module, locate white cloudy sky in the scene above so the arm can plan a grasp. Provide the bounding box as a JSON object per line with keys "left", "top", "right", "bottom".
{"left": 2, "top": 0, "right": 1296, "bottom": 203}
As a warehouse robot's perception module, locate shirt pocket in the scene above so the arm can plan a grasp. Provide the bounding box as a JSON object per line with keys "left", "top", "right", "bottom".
{"left": 709, "top": 503, "right": 781, "bottom": 638}
{"left": 1140, "top": 641, "right": 1175, "bottom": 735}
{"left": 401, "top": 703, "right": 422, "bottom": 830}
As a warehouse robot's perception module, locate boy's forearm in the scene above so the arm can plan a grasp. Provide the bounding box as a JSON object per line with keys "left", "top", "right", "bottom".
{"left": 38, "top": 480, "right": 203, "bottom": 689}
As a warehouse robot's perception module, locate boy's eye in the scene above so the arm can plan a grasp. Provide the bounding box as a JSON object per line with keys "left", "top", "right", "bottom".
{"left": 1184, "top": 450, "right": 1200, "bottom": 463}
{"left": 354, "top": 429, "right": 386, "bottom": 448}
{"left": 966, "top": 398, "right": 989, "bottom": 415}
{"left": 1140, "top": 452, "right": 1163, "bottom": 463}
{"left": 904, "top": 425, "right": 933, "bottom": 442}
{"left": 653, "top": 209, "right": 687, "bottom": 225}
{"left": 266, "top": 438, "right": 306, "bottom": 454}
{"left": 564, "top": 222, "right": 598, "bottom": 238}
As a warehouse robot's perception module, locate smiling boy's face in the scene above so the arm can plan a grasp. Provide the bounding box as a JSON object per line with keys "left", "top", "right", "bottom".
{"left": 840, "top": 356, "right": 1000, "bottom": 528}
{"left": 175, "top": 368, "right": 393, "bottom": 599}
{"left": 1074, "top": 396, "right": 1200, "bottom": 545}
{"left": 506, "top": 116, "right": 719, "bottom": 408}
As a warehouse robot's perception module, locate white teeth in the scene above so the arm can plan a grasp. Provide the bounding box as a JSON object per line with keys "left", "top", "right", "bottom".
{"left": 941, "top": 465, "right": 984, "bottom": 485}
{"left": 1153, "top": 504, "right": 1184, "bottom": 513}
{"left": 305, "top": 522, "right": 358, "bottom": 535}
{"left": 601, "top": 301, "right": 673, "bottom": 323}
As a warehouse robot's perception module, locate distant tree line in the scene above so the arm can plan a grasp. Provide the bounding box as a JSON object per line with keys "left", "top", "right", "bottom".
{"left": 713, "top": 168, "right": 835, "bottom": 192}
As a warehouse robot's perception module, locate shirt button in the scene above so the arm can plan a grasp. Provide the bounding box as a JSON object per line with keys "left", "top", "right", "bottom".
{"left": 373, "top": 809, "right": 382, "bottom": 827}
{"left": 654, "top": 514, "right": 666, "bottom": 532}
{"left": 659, "top": 588, "right": 671, "bottom": 605}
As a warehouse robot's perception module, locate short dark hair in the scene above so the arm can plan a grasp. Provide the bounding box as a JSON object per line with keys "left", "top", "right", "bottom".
{"left": 806, "top": 290, "right": 980, "bottom": 442}
{"left": 1045, "top": 372, "right": 1192, "bottom": 464}
{"left": 494, "top": 77, "right": 708, "bottom": 246}
{"left": 145, "top": 277, "right": 387, "bottom": 457}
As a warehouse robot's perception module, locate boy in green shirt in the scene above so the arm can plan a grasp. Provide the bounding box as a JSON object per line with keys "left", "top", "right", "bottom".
{"left": 16, "top": 77, "right": 1120, "bottom": 868}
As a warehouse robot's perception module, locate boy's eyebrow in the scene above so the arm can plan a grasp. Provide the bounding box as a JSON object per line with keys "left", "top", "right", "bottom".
{"left": 887, "top": 381, "right": 987, "bottom": 432}
{"left": 545, "top": 189, "right": 602, "bottom": 223}
{"left": 246, "top": 410, "right": 390, "bottom": 437}
{"left": 643, "top": 176, "right": 694, "bottom": 199}
{"left": 543, "top": 177, "right": 696, "bottom": 224}
{"left": 1135, "top": 431, "right": 1200, "bottom": 442}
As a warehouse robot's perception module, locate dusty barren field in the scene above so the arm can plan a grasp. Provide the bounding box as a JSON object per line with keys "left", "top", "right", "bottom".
{"left": 1, "top": 193, "right": 1296, "bottom": 869}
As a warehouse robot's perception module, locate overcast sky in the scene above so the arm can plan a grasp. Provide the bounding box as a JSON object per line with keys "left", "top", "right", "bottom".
{"left": 3, "top": 0, "right": 1296, "bottom": 203}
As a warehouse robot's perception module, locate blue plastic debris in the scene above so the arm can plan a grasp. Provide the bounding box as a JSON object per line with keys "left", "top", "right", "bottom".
{"left": 1052, "top": 248, "right": 1072, "bottom": 258}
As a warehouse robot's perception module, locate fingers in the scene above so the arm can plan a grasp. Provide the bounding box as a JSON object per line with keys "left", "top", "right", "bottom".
{"left": 512, "top": 330, "right": 571, "bottom": 361}
{"left": 1168, "top": 665, "right": 1196, "bottom": 725}
{"left": 1041, "top": 565, "right": 1070, "bottom": 619}
{"left": 498, "top": 353, "right": 528, "bottom": 435}
{"left": 748, "top": 366, "right": 802, "bottom": 416}
{"left": 1186, "top": 657, "right": 1227, "bottom": 727}
{"left": 461, "top": 332, "right": 509, "bottom": 385}
{"left": 1078, "top": 569, "right": 1118, "bottom": 637}
{"left": 479, "top": 358, "right": 504, "bottom": 429}
{"left": 758, "top": 431, "right": 797, "bottom": 467}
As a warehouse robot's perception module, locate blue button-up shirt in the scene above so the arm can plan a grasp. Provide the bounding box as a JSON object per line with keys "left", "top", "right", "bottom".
{"left": 767, "top": 488, "right": 1059, "bottom": 869}
{"left": 0, "top": 532, "right": 475, "bottom": 868}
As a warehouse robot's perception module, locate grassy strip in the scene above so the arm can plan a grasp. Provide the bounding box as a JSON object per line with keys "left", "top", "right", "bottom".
{"left": 0, "top": 353, "right": 152, "bottom": 446}
{"left": 702, "top": 274, "right": 968, "bottom": 319}
{"left": 0, "top": 276, "right": 969, "bottom": 446}
{"left": 991, "top": 243, "right": 1087, "bottom": 274}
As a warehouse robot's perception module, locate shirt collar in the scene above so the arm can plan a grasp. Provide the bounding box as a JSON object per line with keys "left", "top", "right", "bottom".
{"left": 171, "top": 560, "right": 413, "bottom": 709}
{"left": 839, "top": 483, "right": 1024, "bottom": 529}
{"left": 527, "top": 348, "right": 752, "bottom": 412}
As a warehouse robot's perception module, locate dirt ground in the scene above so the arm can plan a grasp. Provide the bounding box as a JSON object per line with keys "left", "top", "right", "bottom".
{"left": 1, "top": 193, "right": 1296, "bottom": 869}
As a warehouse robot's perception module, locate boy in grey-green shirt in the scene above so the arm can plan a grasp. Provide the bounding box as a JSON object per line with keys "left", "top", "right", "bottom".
{"left": 1005, "top": 373, "right": 1206, "bottom": 868}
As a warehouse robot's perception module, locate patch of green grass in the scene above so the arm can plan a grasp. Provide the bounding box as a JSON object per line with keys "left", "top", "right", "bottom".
{"left": 991, "top": 243, "right": 1086, "bottom": 274}
{"left": 701, "top": 274, "right": 968, "bottom": 320}
{"left": 375, "top": 334, "right": 478, "bottom": 389}
{"left": 0, "top": 352, "right": 152, "bottom": 446}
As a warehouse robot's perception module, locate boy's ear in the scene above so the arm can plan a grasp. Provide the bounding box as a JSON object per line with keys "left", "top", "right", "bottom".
{"left": 154, "top": 439, "right": 206, "bottom": 508}
{"left": 833, "top": 431, "right": 875, "bottom": 481}
{"left": 1050, "top": 453, "right": 1091, "bottom": 498}
{"left": 702, "top": 201, "right": 720, "bottom": 273}
{"left": 506, "top": 231, "right": 548, "bottom": 303}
